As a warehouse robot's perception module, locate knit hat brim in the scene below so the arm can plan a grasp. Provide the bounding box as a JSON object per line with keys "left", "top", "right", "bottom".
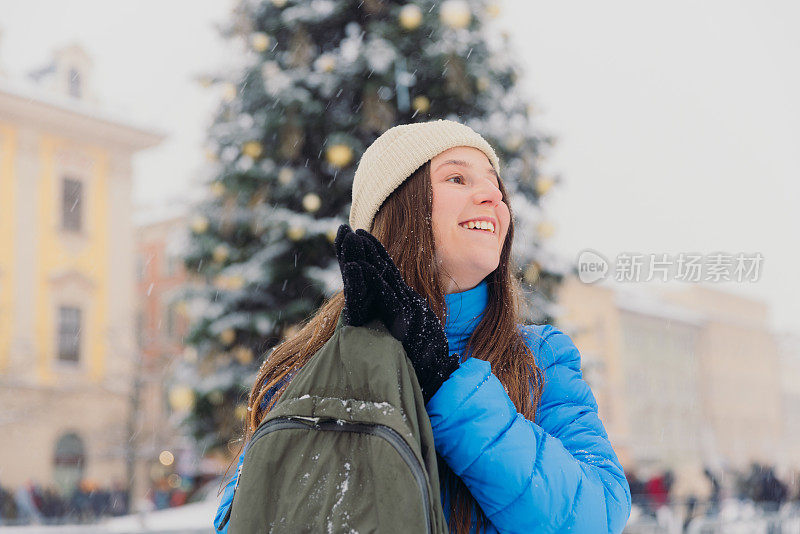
{"left": 349, "top": 119, "right": 501, "bottom": 231}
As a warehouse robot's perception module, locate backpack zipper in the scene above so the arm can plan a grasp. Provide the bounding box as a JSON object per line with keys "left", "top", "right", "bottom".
{"left": 224, "top": 415, "right": 432, "bottom": 533}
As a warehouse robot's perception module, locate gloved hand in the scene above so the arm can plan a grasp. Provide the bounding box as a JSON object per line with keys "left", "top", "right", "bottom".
{"left": 334, "top": 224, "right": 459, "bottom": 404}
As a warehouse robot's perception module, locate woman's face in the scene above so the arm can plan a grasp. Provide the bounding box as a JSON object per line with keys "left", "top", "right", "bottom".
{"left": 430, "top": 146, "right": 510, "bottom": 294}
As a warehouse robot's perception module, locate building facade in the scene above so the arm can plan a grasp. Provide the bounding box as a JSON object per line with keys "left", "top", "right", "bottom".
{"left": 0, "top": 44, "right": 163, "bottom": 498}
{"left": 556, "top": 275, "right": 785, "bottom": 498}
{"left": 777, "top": 331, "right": 800, "bottom": 472}
{"left": 134, "top": 211, "right": 196, "bottom": 495}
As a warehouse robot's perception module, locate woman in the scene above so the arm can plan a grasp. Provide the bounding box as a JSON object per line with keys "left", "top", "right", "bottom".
{"left": 214, "top": 119, "right": 631, "bottom": 533}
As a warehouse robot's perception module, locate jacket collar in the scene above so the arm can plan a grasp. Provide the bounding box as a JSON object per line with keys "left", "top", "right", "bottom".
{"left": 444, "top": 278, "right": 489, "bottom": 359}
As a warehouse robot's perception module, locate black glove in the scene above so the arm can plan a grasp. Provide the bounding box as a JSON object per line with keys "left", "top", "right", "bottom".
{"left": 334, "top": 224, "right": 459, "bottom": 404}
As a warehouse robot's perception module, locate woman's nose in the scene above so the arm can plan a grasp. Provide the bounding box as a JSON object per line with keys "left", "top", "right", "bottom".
{"left": 473, "top": 180, "right": 503, "bottom": 206}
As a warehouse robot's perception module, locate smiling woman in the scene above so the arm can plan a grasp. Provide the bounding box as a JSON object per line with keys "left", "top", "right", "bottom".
{"left": 215, "top": 119, "right": 631, "bottom": 534}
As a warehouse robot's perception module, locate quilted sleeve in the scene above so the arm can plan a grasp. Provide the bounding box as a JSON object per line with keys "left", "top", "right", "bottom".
{"left": 425, "top": 324, "right": 631, "bottom": 533}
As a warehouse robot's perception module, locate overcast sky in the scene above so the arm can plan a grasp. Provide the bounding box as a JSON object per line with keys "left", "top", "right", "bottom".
{"left": 1, "top": 0, "right": 797, "bottom": 333}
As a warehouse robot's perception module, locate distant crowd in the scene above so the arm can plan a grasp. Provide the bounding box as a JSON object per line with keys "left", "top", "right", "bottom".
{"left": 3, "top": 462, "right": 797, "bottom": 526}
{"left": 0, "top": 476, "right": 199, "bottom": 526}
{"left": 627, "top": 462, "right": 798, "bottom": 529}
{"left": 0, "top": 479, "right": 129, "bottom": 525}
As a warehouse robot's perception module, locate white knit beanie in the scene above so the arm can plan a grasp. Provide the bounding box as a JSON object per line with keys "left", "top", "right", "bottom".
{"left": 349, "top": 119, "right": 501, "bottom": 231}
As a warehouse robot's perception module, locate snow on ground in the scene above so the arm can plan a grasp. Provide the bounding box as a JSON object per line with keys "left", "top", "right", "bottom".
{"left": 0, "top": 499, "right": 218, "bottom": 534}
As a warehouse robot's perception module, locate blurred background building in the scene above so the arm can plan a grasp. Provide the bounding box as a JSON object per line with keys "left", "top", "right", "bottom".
{"left": 0, "top": 43, "right": 163, "bottom": 502}
{"left": 134, "top": 209, "right": 213, "bottom": 505}
{"left": 557, "top": 274, "right": 792, "bottom": 500}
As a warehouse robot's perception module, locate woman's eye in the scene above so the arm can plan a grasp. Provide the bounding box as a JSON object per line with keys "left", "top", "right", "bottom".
{"left": 447, "top": 175, "right": 464, "bottom": 184}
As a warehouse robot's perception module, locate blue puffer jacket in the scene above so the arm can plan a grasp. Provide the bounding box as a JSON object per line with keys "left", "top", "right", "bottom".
{"left": 214, "top": 279, "right": 631, "bottom": 533}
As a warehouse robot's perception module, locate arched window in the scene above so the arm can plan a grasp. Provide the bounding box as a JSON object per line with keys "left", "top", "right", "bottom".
{"left": 53, "top": 432, "right": 85, "bottom": 496}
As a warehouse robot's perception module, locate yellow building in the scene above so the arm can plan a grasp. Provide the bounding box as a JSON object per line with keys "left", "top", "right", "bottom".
{"left": 0, "top": 44, "right": 163, "bottom": 498}
{"left": 556, "top": 275, "right": 784, "bottom": 498}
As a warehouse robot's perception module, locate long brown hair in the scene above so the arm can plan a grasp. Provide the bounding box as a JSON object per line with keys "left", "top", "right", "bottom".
{"left": 240, "top": 159, "right": 545, "bottom": 534}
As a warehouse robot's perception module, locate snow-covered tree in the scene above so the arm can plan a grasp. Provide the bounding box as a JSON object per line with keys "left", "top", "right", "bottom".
{"left": 181, "top": 0, "right": 566, "bottom": 453}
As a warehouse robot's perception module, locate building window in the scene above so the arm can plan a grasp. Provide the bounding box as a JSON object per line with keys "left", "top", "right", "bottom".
{"left": 58, "top": 306, "right": 82, "bottom": 362}
{"left": 53, "top": 432, "right": 85, "bottom": 495}
{"left": 62, "top": 177, "right": 83, "bottom": 232}
{"left": 68, "top": 68, "right": 82, "bottom": 99}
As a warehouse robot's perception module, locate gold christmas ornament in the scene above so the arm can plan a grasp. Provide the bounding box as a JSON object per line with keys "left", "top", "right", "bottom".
{"left": 220, "top": 328, "right": 236, "bottom": 345}
{"left": 326, "top": 228, "right": 338, "bottom": 243}
{"left": 535, "top": 176, "right": 554, "bottom": 196}
{"left": 234, "top": 345, "right": 254, "bottom": 364}
{"left": 222, "top": 82, "right": 237, "bottom": 102}
{"left": 399, "top": 4, "right": 423, "bottom": 30}
{"left": 524, "top": 262, "right": 541, "bottom": 284}
{"left": 440, "top": 0, "right": 472, "bottom": 29}
{"left": 537, "top": 221, "right": 555, "bottom": 239}
{"left": 486, "top": 2, "right": 501, "bottom": 18}
{"left": 212, "top": 244, "right": 230, "bottom": 263}
{"left": 210, "top": 181, "right": 226, "bottom": 197}
{"left": 287, "top": 225, "right": 306, "bottom": 241}
{"left": 302, "top": 193, "right": 321, "bottom": 213}
{"left": 412, "top": 95, "right": 430, "bottom": 113}
{"left": 242, "top": 140, "right": 263, "bottom": 159}
{"left": 235, "top": 404, "right": 249, "bottom": 420}
{"left": 215, "top": 274, "right": 245, "bottom": 290}
{"left": 190, "top": 215, "right": 209, "bottom": 234}
{"left": 477, "top": 76, "right": 490, "bottom": 92}
{"left": 315, "top": 53, "right": 336, "bottom": 73}
{"left": 271, "top": 0, "right": 286, "bottom": 7}
{"left": 251, "top": 32, "right": 271, "bottom": 52}
{"left": 325, "top": 144, "right": 353, "bottom": 168}
{"left": 168, "top": 386, "right": 195, "bottom": 412}
{"left": 278, "top": 167, "right": 294, "bottom": 185}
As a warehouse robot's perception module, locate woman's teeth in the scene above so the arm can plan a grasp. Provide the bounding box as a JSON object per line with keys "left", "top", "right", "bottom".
{"left": 459, "top": 220, "right": 495, "bottom": 233}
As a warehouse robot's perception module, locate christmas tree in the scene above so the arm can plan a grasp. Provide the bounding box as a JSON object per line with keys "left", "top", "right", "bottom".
{"left": 181, "top": 0, "right": 566, "bottom": 453}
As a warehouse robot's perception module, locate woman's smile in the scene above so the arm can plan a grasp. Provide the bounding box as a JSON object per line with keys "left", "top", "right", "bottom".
{"left": 458, "top": 224, "right": 498, "bottom": 238}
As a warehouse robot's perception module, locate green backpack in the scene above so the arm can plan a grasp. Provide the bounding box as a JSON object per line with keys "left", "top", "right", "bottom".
{"left": 222, "top": 315, "right": 449, "bottom": 533}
